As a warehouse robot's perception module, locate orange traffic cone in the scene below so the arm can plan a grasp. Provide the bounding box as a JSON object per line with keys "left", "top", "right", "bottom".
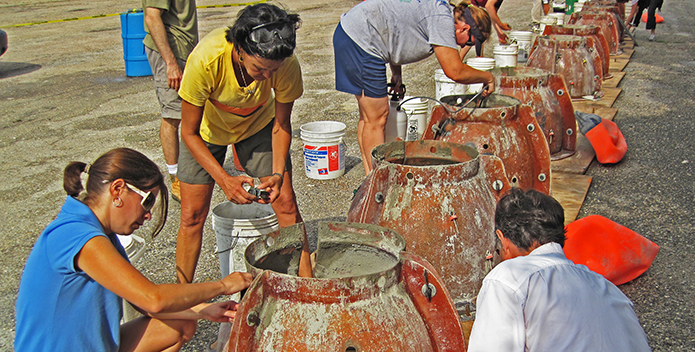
{"left": 575, "top": 111, "right": 627, "bottom": 164}
{"left": 564, "top": 215, "right": 659, "bottom": 285}
{"left": 641, "top": 12, "right": 664, "bottom": 23}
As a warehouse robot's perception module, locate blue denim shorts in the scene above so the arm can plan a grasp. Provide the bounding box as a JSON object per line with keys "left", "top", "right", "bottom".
{"left": 333, "top": 23, "right": 388, "bottom": 98}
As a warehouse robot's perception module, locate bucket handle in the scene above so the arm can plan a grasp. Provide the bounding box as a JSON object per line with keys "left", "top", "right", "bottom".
{"left": 216, "top": 229, "right": 242, "bottom": 254}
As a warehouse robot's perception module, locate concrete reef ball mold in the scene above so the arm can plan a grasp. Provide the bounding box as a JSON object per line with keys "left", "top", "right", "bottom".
{"left": 347, "top": 140, "right": 512, "bottom": 313}
{"left": 492, "top": 66, "right": 577, "bottom": 160}
{"left": 423, "top": 94, "right": 551, "bottom": 194}
{"left": 527, "top": 34, "right": 603, "bottom": 99}
{"left": 224, "top": 222, "right": 468, "bottom": 351}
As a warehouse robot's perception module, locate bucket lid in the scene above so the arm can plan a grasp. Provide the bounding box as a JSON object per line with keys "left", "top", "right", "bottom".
{"left": 467, "top": 57, "right": 496, "bottom": 70}
{"left": 541, "top": 16, "right": 557, "bottom": 24}
{"left": 467, "top": 57, "right": 496, "bottom": 65}
{"left": 300, "top": 121, "right": 346, "bottom": 134}
{"left": 509, "top": 30, "right": 533, "bottom": 39}
{"left": 400, "top": 96, "right": 429, "bottom": 108}
{"left": 493, "top": 44, "right": 519, "bottom": 53}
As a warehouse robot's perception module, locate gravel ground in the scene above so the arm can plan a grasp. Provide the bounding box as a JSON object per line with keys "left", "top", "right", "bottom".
{"left": 0, "top": 0, "right": 693, "bottom": 351}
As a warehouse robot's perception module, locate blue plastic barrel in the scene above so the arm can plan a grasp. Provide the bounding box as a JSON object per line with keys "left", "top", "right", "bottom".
{"left": 120, "top": 9, "right": 152, "bottom": 77}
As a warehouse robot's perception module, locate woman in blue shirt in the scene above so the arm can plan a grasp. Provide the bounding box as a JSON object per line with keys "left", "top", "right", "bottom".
{"left": 15, "top": 148, "right": 252, "bottom": 352}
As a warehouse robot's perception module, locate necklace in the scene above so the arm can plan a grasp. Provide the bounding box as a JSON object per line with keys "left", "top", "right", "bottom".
{"left": 236, "top": 52, "right": 256, "bottom": 95}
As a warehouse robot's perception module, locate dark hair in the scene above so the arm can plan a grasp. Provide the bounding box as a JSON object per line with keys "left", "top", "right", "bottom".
{"left": 63, "top": 148, "right": 168, "bottom": 238}
{"left": 226, "top": 3, "right": 301, "bottom": 60}
{"left": 494, "top": 188, "right": 567, "bottom": 251}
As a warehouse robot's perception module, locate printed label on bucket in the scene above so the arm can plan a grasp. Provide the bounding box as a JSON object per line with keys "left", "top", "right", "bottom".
{"left": 303, "top": 143, "right": 345, "bottom": 178}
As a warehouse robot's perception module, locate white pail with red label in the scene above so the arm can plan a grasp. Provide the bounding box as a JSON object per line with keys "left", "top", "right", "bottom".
{"left": 300, "top": 121, "right": 346, "bottom": 180}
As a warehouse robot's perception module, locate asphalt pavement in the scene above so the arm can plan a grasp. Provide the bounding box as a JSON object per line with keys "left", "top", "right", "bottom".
{"left": 0, "top": 0, "right": 693, "bottom": 351}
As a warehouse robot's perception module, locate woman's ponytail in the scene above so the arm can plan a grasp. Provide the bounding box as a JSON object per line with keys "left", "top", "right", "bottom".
{"left": 63, "top": 162, "right": 88, "bottom": 198}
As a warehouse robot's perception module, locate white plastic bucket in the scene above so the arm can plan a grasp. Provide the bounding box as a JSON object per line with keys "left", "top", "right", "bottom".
{"left": 540, "top": 16, "right": 557, "bottom": 33}
{"left": 434, "top": 68, "right": 467, "bottom": 100}
{"left": 300, "top": 121, "right": 347, "bottom": 179}
{"left": 400, "top": 97, "right": 429, "bottom": 141}
{"left": 466, "top": 58, "right": 496, "bottom": 94}
{"left": 509, "top": 31, "right": 533, "bottom": 63}
{"left": 548, "top": 13, "right": 565, "bottom": 26}
{"left": 493, "top": 43, "right": 519, "bottom": 68}
{"left": 386, "top": 99, "right": 407, "bottom": 142}
{"left": 212, "top": 201, "right": 278, "bottom": 279}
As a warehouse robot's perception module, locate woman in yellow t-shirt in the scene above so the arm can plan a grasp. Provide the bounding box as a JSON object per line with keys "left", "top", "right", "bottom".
{"left": 176, "top": 3, "right": 311, "bottom": 284}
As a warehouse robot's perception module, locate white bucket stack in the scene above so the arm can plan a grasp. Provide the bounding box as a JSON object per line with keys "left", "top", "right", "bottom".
{"left": 300, "top": 121, "right": 347, "bottom": 180}
{"left": 400, "top": 97, "right": 429, "bottom": 141}
{"left": 509, "top": 31, "right": 533, "bottom": 63}
{"left": 493, "top": 43, "right": 519, "bottom": 68}
{"left": 548, "top": 13, "right": 565, "bottom": 26}
{"left": 466, "top": 57, "right": 496, "bottom": 94}
{"left": 212, "top": 201, "right": 278, "bottom": 299}
{"left": 540, "top": 16, "right": 557, "bottom": 33}
{"left": 434, "top": 68, "right": 467, "bottom": 100}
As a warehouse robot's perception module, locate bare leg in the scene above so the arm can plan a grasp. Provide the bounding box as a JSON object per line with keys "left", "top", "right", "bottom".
{"left": 176, "top": 182, "right": 215, "bottom": 283}
{"left": 355, "top": 94, "right": 389, "bottom": 175}
{"left": 161, "top": 118, "right": 181, "bottom": 166}
{"left": 119, "top": 316, "right": 197, "bottom": 352}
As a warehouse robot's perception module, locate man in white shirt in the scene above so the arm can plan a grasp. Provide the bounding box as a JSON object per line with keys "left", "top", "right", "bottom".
{"left": 468, "top": 188, "right": 651, "bottom": 352}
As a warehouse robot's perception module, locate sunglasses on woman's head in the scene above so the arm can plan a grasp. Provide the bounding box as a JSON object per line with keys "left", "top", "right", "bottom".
{"left": 125, "top": 183, "right": 157, "bottom": 212}
{"left": 248, "top": 21, "right": 294, "bottom": 44}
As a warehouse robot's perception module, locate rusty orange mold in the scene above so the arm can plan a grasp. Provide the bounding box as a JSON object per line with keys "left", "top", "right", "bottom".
{"left": 569, "top": 11, "right": 622, "bottom": 55}
{"left": 346, "top": 140, "right": 511, "bottom": 311}
{"left": 422, "top": 94, "right": 551, "bottom": 193}
{"left": 542, "top": 24, "right": 610, "bottom": 79}
{"left": 527, "top": 34, "right": 602, "bottom": 98}
{"left": 492, "top": 67, "right": 577, "bottom": 160}
{"left": 224, "top": 222, "right": 467, "bottom": 351}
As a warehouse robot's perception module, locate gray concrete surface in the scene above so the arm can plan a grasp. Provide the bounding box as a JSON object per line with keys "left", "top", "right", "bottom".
{"left": 0, "top": 0, "right": 693, "bottom": 351}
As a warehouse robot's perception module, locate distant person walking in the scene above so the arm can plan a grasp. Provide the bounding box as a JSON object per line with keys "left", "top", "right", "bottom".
{"left": 14, "top": 148, "right": 252, "bottom": 352}
{"left": 628, "top": 0, "right": 664, "bottom": 41}
{"left": 143, "top": 0, "right": 199, "bottom": 202}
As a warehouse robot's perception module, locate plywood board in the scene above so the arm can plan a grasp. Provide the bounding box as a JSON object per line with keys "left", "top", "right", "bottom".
{"left": 551, "top": 172, "right": 593, "bottom": 225}
{"left": 609, "top": 57, "right": 630, "bottom": 71}
{"left": 572, "top": 87, "right": 621, "bottom": 108}
{"left": 551, "top": 106, "right": 617, "bottom": 174}
{"left": 621, "top": 38, "right": 636, "bottom": 50}
{"left": 615, "top": 47, "right": 635, "bottom": 60}
{"left": 551, "top": 134, "right": 596, "bottom": 174}
{"left": 572, "top": 105, "right": 618, "bottom": 120}
{"left": 603, "top": 71, "right": 626, "bottom": 88}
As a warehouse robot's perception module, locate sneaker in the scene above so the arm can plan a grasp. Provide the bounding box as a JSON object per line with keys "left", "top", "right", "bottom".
{"left": 170, "top": 175, "right": 181, "bottom": 202}
{"left": 649, "top": 34, "right": 656, "bottom": 41}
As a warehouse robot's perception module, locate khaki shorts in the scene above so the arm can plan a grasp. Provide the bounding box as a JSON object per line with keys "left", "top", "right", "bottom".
{"left": 146, "top": 47, "right": 186, "bottom": 119}
{"left": 177, "top": 120, "right": 291, "bottom": 184}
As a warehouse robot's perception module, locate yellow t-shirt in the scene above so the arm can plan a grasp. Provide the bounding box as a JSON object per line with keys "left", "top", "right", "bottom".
{"left": 179, "top": 27, "right": 303, "bottom": 145}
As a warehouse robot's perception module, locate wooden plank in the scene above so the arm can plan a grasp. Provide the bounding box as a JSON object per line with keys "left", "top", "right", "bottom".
{"left": 621, "top": 38, "right": 636, "bottom": 50}
{"left": 551, "top": 106, "right": 617, "bottom": 174}
{"left": 615, "top": 47, "right": 635, "bottom": 60}
{"left": 603, "top": 71, "right": 626, "bottom": 88}
{"left": 572, "top": 87, "right": 621, "bottom": 108}
{"left": 551, "top": 172, "right": 593, "bottom": 225}
{"left": 609, "top": 57, "right": 630, "bottom": 71}
{"left": 551, "top": 134, "right": 596, "bottom": 174}
{"left": 572, "top": 105, "right": 618, "bottom": 121}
